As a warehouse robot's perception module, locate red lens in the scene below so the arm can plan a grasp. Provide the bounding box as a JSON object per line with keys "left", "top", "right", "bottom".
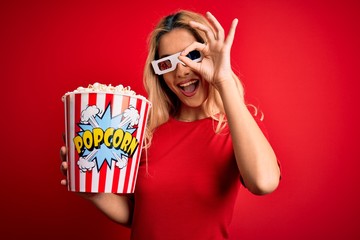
{"left": 158, "top": 60, "right": 172, "bottom": 71}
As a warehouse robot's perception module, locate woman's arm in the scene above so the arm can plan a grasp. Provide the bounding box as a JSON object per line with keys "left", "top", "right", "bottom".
{"left": 216, "top": 77, "right": 280, "bottom": 195}
{"left": 183, "top": 12, "right": 280, "bottom": 195}
{"left": 82, "top": 192, "right": 134, "bottom": 227}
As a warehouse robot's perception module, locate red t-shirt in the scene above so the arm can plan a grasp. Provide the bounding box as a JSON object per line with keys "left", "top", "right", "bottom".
{"left": 132, "top": 117, "right": 243, "bottom": 239}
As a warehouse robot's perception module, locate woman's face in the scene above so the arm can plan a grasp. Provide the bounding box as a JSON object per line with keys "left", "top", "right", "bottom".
{"left": 157, "top": 28, "right": 209, "bottom": 111}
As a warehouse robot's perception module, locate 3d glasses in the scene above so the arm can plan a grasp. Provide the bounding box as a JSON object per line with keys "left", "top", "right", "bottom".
{"left": 151, "top": 50, "right": 203, "bottom": 75}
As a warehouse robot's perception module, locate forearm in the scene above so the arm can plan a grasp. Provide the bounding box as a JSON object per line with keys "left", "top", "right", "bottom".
{"left": 83, "top": 193, "right": 133, "bottom": 227}
{"left": 216, "top": 77, "right": 280, "bottom": 195}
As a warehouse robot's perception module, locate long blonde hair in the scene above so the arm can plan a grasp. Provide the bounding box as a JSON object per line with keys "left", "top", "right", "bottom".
{"left": 143, "top": 10, "right": 245, "bottom": 148}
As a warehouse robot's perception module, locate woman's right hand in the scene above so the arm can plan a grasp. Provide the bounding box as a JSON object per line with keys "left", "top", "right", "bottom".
{"left": 59, "top": 145, "right": 98, "bottom": 199}
{"left": 59, "top": 147, "right": 133, "bottom": 225}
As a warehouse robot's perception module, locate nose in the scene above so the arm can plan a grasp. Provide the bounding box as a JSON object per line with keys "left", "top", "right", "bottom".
{"left": 175, "top": 62, "right": 190, "bottom": 77}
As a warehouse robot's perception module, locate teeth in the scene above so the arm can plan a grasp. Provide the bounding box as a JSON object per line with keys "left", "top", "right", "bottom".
{"left": 179, "top": 80, "right": 197, "bottom": 87}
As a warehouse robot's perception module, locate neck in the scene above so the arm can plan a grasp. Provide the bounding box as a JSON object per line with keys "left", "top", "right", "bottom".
{"left": 175, "top": 105, "right": 208, "bottom": 122}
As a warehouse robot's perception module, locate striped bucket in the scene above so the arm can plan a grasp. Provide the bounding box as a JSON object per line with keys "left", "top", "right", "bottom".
{"left": 63, "top": 91, "right": 151, "bottom": 193}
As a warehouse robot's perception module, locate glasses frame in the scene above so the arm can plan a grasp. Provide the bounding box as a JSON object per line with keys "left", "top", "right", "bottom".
{"left": 151, "top": 50, "right": 203, "bottom": 75}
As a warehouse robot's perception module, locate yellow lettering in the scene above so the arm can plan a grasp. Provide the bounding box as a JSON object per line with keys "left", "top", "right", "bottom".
{"left": 120, "top": 132, "right": 133, "bottom": 153}
{"left": 73, "top": 136, "right": 83, "bottom": 154}
{"left": 113, "top": 129, "right": 124, "bottom": 149}
{"left": 127, "top": 137, "right": 139, "bottom": 156}
{"left": 93, "top": 128, "right": 103, "bottom": 148}
{"left": 83, "top": 130, "right": 93, "bottom": 149}
{"left": 104, "top": 128, "right": 114, "bottom": 147}
{"left": 72, "top": 127, "right": 139, "bottom": 156}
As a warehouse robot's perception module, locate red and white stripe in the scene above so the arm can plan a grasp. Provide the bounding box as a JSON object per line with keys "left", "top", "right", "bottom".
{"left": 64, "top": 92, "right": 151, "bottom": 193}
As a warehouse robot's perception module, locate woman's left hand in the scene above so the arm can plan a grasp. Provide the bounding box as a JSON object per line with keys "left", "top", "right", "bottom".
{"left": 179, "top": 11, "right": 238, "bottom": 88}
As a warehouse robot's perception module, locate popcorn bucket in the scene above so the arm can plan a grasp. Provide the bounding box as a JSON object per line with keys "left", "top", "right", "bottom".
{"left": 63, "top": 89, "right": 151, "bottom": 193}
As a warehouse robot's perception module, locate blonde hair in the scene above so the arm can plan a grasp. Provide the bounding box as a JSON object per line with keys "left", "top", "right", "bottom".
{"left": 143, "top": 10, "right": 246, "bottom": 148}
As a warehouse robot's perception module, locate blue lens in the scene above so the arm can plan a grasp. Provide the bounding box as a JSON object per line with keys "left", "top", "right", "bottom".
{"left": 186, "top": 50, "right": 201, "bottom": 60}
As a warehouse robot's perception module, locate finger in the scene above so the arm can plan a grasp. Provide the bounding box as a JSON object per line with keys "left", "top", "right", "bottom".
{"left": 61, "top": 161, "right": 68, "bottom": 174}
{"left": 206, "top": 12, "right": 225, "bottom": 41}
{"left": 178, "top": 56, "right": 199, "bottom": 73}
{"left": 60, "top": 179, "right": 67, "bottom": 186}
{"left": 179, "top": 42, "right": 207, "bottom": 70}
{"left": 60, "top": 146, "right": 67, "bottom": 162}
{"left": 224, "top": 18, "right": 238, "bottom": 47}
{"left": 189, "top": 20, "right": 216, "bottom": 42}
{"left": 180, "top": 41, "right": 206, "bottom": 56}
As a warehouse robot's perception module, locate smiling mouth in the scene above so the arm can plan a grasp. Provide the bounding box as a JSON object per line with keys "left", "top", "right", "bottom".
{"left": 178, "top": 80, "right": 199, "bottom": 96}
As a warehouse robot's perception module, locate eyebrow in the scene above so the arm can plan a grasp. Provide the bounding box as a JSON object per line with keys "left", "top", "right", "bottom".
{"left": 159, "top": 54, "right": 171, "bottom": 59}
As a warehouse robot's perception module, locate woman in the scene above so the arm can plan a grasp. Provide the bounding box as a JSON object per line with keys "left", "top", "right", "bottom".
{"left": 60, "top": 10, "right": 280, "bottom": 239}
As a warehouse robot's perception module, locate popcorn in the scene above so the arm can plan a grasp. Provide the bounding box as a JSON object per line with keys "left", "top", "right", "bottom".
{"left": 63, "top": 82, "right": 145, "bottom": 100}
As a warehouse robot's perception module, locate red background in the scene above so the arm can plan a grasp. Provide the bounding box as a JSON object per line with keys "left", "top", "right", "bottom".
{"left": 1, "top": 0, "right": 359, "bottom": 239}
